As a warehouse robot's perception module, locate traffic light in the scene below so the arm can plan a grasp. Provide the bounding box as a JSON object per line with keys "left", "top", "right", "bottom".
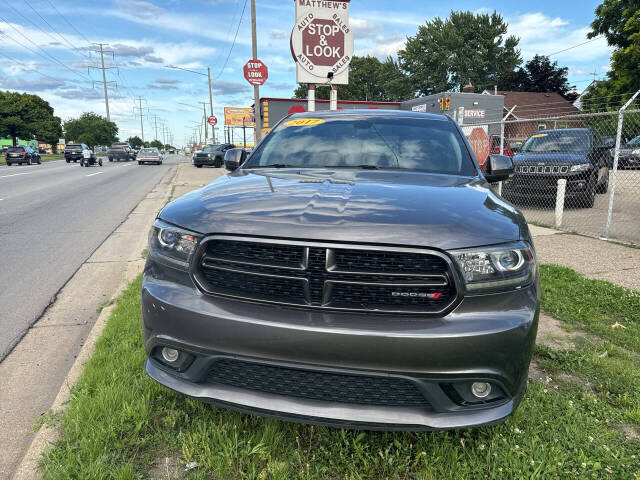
{"left": 438, "top": 98, "right": 444, "bottom": 111}
{"left": 445, "top": 96, "right": 451, "bottom": 111}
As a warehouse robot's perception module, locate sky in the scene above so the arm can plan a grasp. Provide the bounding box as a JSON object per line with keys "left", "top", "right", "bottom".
{"left": 0, "top": 0, "right": 613, "bottom": 146}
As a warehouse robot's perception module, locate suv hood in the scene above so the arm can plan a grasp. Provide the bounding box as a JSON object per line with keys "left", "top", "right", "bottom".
{"left": 159, "top": 169, "right": 525, "bottom": 250}
{"left": 513, "top": 152, "right": 589, "bottom": 164}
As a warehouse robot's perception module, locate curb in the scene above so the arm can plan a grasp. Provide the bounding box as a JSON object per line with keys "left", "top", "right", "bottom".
{"left": 11, "top": 163, "right": 179, "bottom": 480}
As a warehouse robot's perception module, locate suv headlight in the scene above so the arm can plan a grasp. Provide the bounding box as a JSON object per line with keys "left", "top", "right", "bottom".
{"left": 570, "top": 163, "right": 591, "bottom": 172}
{"left": 449, "top": 241, "right": 536, "bottom": 293}
{"left": 148, "top": 220, "right": 201, "bottom": 270}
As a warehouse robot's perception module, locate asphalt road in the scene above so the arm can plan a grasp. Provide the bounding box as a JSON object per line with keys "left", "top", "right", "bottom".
{"left": 0, "top": 155, "right": 184, "bottom": 360}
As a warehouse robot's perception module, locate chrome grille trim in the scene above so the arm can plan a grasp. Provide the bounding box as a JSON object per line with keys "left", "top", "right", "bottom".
{"left": 191, "top": 236, "right": 461, "bottom": 315}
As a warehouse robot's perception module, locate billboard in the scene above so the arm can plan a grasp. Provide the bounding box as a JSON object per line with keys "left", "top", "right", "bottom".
{"left": 291, "top": 0, "right": 353, "bottom": 85}
{"left": 224, "top": 107, "right": 255, "bottom": 127}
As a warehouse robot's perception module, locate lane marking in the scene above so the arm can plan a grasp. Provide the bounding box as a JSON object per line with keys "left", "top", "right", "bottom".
{"left": 0, "top": 171, "right": 34, "bottom": 179}
{"left": 86, "top": 171, "right": 103, "bottom": 177}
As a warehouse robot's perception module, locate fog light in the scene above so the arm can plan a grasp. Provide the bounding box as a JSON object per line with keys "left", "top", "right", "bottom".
{"left": 161, "top": 347, "right": 179, "bottom": 363}
{"left": 471, "top": 382, "right": 492, "bottom": 398}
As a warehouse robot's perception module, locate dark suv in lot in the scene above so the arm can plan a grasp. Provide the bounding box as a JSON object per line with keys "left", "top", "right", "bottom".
{"left": 64, "top": 143, "right": 88, "bottom": 163}
{"left": 192, "top": 144, "right": 235, "bottom": 168}
{"left": 142, "top": 111, "right": 538, "bottom": 431}
{"left": 5, "top": 146, "right": 41, "bottom": 165}
{"left": 502, "top": 128, "right": 612, "bottom": 208}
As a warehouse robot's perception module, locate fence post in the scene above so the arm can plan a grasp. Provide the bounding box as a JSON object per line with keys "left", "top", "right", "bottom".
{"left": 555, "top": 179, "right": 566, "bottom": 227}
{"left": 604, "top": 90, "right": 640, "bottom": 239}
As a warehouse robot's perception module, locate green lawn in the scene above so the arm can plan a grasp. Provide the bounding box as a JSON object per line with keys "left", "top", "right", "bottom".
{"left": 39, "top": 269, "right": 640, "bottom": 480}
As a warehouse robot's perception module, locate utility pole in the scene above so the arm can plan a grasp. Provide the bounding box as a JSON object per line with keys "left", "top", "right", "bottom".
{"left": 134, "top": 97, "right": 145, "bottom": 142}
{"left": 198, "top": 102, "right": 209, "bottom": 142}
{"left": 152, "top": 116, "right": 160, "bottom": 141}
{"left": 207, "top": 67, "right": 215, "bottom": 143}
{"left": 251, "top": 0, "right": 262, "bottom": 143}
{"left": 89, "top": 43, "right": 117, "bottom": 121}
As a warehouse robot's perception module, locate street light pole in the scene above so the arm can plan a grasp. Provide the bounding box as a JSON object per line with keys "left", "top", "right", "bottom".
{"left": 251, "top": 0, "right": 262, "bottom": 143}
{"left": 207, "top": 67, "right": 215, "bottom": 143}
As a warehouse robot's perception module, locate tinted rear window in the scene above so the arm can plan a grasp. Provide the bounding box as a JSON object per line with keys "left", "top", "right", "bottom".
{"left": 245, "top": 115, "right": 477, "bottom": 175}
{"left": 7, "top": 147, "right": 24, "bottom": 152}
{"left": 67, "top": 144, "right": 82, "bottom": 148}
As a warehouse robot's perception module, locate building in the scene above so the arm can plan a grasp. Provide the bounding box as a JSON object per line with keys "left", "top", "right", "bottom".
{"left": 483, "top": 90, "right": 582, "bottom": 141}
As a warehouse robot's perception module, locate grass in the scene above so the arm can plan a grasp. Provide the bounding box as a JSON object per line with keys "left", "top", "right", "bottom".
{"left": 39, "top": 272, "right": 640, "bottom": 479}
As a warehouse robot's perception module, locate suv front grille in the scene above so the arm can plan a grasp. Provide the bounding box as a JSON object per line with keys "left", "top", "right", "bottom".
{"left": 194, "top": 238, "right": 457, "bottom": 314}
{"left": 206, "top": 358, "right": 432, "bottom": 408}
{"left": 515, "top": 164, "right": 569, "bottom": 175}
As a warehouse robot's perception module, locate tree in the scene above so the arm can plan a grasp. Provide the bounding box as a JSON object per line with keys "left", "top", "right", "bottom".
{"left": 582, "top": 0, "right": 640, "bottom": 110}
{"left": 149, "top": 140, "right": 163, "bottom": 149}
{"left": 127, "top": 136, "right": 144, "bottom": 148}
{"left": 64, "top": 112, "right": 118, "bottom": 147}
{"left": 0, "top": 91, "right": 62, "bottom": 147}
{"left": 399, "top": 11, "right": 521, "bottom": 95}
{"left": 293, "top": 56, "right": 413, "bottom": 101}
{"left": 498, "top": 55, "right": 578, "bottom": 101}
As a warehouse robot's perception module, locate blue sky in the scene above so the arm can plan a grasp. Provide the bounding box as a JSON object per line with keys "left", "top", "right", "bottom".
{"left": 0, "top": 0, "right": 612, "bottom": 145}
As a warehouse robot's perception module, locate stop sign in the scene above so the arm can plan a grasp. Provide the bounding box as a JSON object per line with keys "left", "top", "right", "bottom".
{"left": 207, "top": 115, "right": 217, "bottom": 126}
{"left": 243, "top": 59, "right": 268, "bottom": 86}
{"left": 468, "top": 128, "right": 490, "bottom": 169}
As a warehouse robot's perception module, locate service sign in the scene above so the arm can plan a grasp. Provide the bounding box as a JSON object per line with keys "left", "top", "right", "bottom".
{"left": 291, "top": 0, "right": 353, "bottom": 85}
{"left": 224, "top": 107, "right": 255, "bottom": 127}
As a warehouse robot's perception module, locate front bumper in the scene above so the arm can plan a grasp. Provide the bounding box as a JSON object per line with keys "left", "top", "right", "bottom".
{"left": 142, "top": 263, "right": 539, "bottom": 430}
{"left": 502, "top": 173, "right": 594, "bottom": 203}
{"left": 192, "top": 156, "right": 216, "bottom": 166}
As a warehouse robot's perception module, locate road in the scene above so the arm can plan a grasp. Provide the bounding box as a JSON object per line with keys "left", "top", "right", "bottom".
{"left": 0, "top": 155, "right": 184, "bottom": 360}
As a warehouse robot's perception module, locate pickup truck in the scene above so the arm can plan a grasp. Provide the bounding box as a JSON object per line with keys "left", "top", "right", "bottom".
{"left": 107, "top": 142, "right": 135, "bottom": 162}
{"left": 64, "top": 143, "right": 85, "bottom": 163}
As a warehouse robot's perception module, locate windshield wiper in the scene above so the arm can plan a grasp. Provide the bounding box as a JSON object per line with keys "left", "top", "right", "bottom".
{"left": 333, "top": 164, "right": 381, "bottom": 169}
{"left": 254, "top": 164, "right": 296, "bottom": 168}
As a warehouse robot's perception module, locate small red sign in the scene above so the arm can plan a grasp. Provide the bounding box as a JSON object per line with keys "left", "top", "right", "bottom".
{"left": 207, "top": 115, "right": 217, "bottom": 126}
{"left": 243, "top": 59, "right": 268, "bottom": 86}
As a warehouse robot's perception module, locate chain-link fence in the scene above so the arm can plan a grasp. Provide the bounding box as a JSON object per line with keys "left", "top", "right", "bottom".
{"left": 462, "top": 96, "right": 640, "bottom": 245}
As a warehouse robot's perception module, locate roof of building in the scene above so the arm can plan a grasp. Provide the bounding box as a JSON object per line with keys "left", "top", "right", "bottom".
{"left": 493, "top": 91, "right": 581, "bottom": 119}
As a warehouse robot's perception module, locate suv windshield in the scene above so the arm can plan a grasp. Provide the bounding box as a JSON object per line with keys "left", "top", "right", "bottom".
{"left": 521, "top": 130, "right": 592, "bottom": 153}
{"left": 627, "top": 136, "right": 640, "bottom": 146}
{"left": 201, "top": 145, "right": 221, "bottom": 153}
{"left": 245, "top": 115, "right": 476, "bottom": 175}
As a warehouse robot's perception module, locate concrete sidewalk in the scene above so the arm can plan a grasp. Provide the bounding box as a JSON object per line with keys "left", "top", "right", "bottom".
{"left": 530, "top": 225, "right": 640, "bottom": 290}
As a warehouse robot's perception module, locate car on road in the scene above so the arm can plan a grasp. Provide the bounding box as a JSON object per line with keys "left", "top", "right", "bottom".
{"left": 137, "top": 148, "right": 163, "bottom": 165}
{"left": 64, "top": 143, "right": 89, "bottom": 163}
{"left": 107, "top": 142, "right": 135, "bottom": 162}
{"left": 192, "top": 144, "right": 235, "bottom": 168}
{"left": 619, "top": 136, "right": 640, "bottom": 169}
{"left": 502, "top": 128, "right": 612, "bottom": 209}
{"left": 142, "top": 110, "right": 539, "bottom": 431}
{"left": 5, "top": 146, "right": 41, "bottom": 165}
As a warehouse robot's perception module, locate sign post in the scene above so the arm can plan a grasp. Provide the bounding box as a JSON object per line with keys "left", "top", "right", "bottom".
{"left": 291, "top": 0, "right": 353, "bottom": 111}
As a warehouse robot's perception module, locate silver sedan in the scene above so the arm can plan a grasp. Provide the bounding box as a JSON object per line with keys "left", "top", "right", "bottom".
{"left": 137, "top": 148, "right": 163, "bottom": 165}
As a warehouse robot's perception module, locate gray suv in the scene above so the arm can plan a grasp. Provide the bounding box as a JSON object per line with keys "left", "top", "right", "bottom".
{"left": 142, "top": 110, "right": 539, "bottom": 430}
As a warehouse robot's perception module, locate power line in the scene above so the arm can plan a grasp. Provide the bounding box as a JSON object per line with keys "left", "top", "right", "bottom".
{"left": 42, "top": 0, "right": 93, "bottom": 45}
{"left": 215, "top": 0, "right": 248, "bottom": 80}
{"left": 546, "top": 37, "right": 603, "bottom": 57}
{"left": 20, "top": 0, "right": 91, "bottom": 59}
{"left": 0, "top": 21, "right": 91, "bottom": 82}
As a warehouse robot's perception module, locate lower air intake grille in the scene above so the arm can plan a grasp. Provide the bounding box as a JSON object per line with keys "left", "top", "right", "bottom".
{"left": 206, "top": 359, "right": 432, "bottom": 408}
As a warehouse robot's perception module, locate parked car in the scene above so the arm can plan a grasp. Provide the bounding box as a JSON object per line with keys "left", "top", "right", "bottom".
{"left": 137, "top": 147, "right": 163, "bottom": 165}
{"left": 5, "top": 146, "right": 41, "bottom": 165}
{"left": 193, "top": 143, "right": 235, "bottom": 168}
{"left": 80, "top": 146, "right": 102, "bottom": 167}
{"left": 142, "top": 110, "right": 538, "bottom": 431}
{"left": 489, "top": 135, "right": 514, "bottom": 158}
{"left": 619, "top": 136, "right": 640, "bottom": 169}
{"left": 64, "top": 143, "right": 88, "bottom": 163}
{"left": 107, "top": 142, "right": 135, "bottom": 162}
{"left": 502, "top": 128, "right": 612, "bottom": 208}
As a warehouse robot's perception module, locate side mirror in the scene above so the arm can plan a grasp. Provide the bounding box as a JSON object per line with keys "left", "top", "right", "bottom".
{"left": 224, "top": 148, "right": 247, "bottom": 171}
{"left": 484, "top": 154, "right": 514, "bottom": 183}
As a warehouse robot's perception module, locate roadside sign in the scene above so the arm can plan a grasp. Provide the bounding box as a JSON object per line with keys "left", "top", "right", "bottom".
{"left": 466, "top": 127, "right": 490, "bottom": 169}
{"left": 291, "top": 0, "right": 353, "bottom": 85}
{"left": 243, "top": 60, "right": 268, "bottom": 86}
{"left": 224, "top": 107, "right": 255, "bottom": 127}
{"left": 207, "top": 116, "right": 218, "bottom": 126}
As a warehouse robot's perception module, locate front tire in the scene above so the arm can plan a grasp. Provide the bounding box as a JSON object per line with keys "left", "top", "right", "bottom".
{"left": 596, "top": 167, "right": 609, "bottom": 194}
{"left": 109, "top": 157, "right": 113, "bottom": 162}
{"left": 196, "top": 164, "right": 203, "bottom": 168}
{"left": 98, "top": 159, "right": 103, "bottom": 167}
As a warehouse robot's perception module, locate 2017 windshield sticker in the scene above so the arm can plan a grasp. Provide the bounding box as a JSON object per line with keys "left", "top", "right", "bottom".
{"left": 284, "top": 118, "right": 325, "bottom": 127}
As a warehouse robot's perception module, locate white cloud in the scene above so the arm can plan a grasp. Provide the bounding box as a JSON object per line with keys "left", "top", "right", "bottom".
{"left": 350, "top": 18, "right": 382, "bottom": 39}
{"left": 270, "top": 29, "right": 288, "bottom": 40}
